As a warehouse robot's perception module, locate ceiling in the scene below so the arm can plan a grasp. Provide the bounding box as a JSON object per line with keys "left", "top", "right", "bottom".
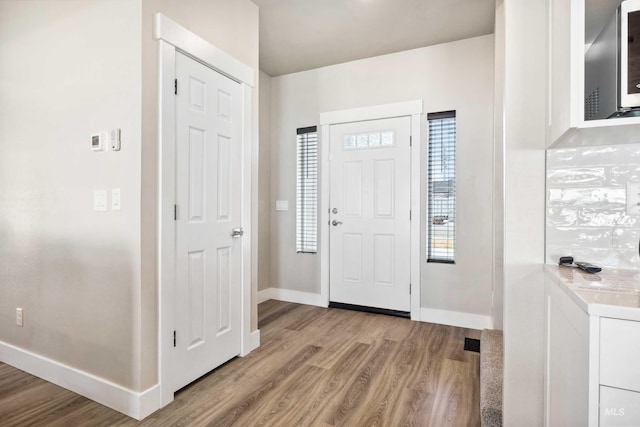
{"left": 252, "top": 0, "right": 496, "bottom": 77}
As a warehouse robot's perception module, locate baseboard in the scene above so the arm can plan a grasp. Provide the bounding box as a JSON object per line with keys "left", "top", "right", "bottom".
{"left": 137, "top": 384, "right": 162, "bottom": 420}
{"left": 420, "top": 307, "right": 492, "bottom": 330}
{"left": 257, "top": 289, "right": 491, "bottom": 329}
{"left": 0, "top": 340, "right": 161, "bottom": 420}
{"left": 257, "top": 287, "right": 326, "bottom": 307}
{"left": 250, "top": 329, "right": 260, "bottom": 351}
{"left": 257, "top": 287, "right": 276, "bottom": 304}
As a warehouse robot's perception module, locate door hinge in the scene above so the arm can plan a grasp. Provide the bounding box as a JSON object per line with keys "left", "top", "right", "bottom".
{"left": 409, "top": 210, "right": 412, "bottom": 220}
{"left": 409, "top": 286, "right": 411, "bottom": 295}
{"left": 173, "top": 330, "right": 176, "bottom": 347}
{"left": 174, "top": 204, "right": 178, "bottom": 221}
{"left": 410, "top": 136, "right": 412, "bottom": 147}
{"left": 174, "top": 79, "right": 178, "bottom": 95}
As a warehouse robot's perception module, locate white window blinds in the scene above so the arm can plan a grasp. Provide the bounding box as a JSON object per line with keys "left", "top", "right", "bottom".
{"left": 427, "top": 111, "right": 456, "bottom": 263}
{"left": 296, "top": 126, "right": 318, "bottom": 253}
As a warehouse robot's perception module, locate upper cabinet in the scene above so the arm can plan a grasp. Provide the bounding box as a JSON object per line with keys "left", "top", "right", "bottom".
{"left": 547, "top": 0, "right": 579, "bottom": 144}
{"left": 547, "top": 0, "right": 640, "bottom": 148}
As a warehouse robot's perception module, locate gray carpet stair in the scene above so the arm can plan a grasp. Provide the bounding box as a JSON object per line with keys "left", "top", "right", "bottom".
{"left": 480, "top": 329, "right": 503, "bottom": 427}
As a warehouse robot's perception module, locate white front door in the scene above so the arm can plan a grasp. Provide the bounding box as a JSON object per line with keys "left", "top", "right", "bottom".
{"left": 173, "top": 51, "right": 242, "bottom": 391}
{"left": 329, "top": 117, "right": 412, "bottom": 312}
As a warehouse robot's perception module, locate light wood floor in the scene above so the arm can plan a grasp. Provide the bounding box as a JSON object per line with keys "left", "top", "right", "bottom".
{"left": 0, "top": 300, "right": 481, "bottom": 426}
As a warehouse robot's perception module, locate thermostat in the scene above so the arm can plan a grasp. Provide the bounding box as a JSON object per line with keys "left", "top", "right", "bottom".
{"left": 91, "top": 133, "right": 106, "bottom": 151}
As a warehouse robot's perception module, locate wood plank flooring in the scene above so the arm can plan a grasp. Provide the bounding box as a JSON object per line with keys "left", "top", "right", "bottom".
{"left": 0, "top": 300, "right": 481, "bottom": 426}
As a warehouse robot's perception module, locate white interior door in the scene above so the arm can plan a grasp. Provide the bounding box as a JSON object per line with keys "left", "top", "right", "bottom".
{"left": 329, "top": 116, "right": 411, "bottom": 312}
{"left": 173, "top": 51, "right": 242, "bottom": 391}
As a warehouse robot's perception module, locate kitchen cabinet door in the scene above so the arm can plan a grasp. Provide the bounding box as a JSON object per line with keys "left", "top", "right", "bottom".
{"left": 600, "top": 318, "right": 640, "bottom": 392}
{"left": 600, "top": 386, "right": 640, "bottom": 426}
{"left": 547, "top": 0, "right": 581, "bottom": 145}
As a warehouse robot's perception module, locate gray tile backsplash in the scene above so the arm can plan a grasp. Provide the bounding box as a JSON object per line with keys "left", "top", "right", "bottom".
{"left": 546, "top": 145, "right": 640, "bottom": 269}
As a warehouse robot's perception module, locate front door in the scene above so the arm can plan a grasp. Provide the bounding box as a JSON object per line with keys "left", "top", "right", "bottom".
{"left": 329, "top": 116, "right": 412, "bottom": 312}
{"left": 173, "top": 51, "right": 242, "bottom": 391}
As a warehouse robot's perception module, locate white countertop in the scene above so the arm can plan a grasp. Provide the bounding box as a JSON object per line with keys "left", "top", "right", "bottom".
{"left": 545, "top": 265, "right": 640, "bottom": 321}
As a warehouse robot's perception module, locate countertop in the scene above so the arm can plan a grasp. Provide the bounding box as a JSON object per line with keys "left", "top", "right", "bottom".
{"left": 545, "top": 264, "right": 640, "bottom": 321}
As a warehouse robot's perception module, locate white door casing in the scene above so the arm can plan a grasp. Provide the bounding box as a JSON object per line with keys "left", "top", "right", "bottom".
{"left": 173, "top": 51, "right": 242, "bottom": 392}
{"left": 155, "top": 13, "right": 255, "bottom": 408}
{"left": 329, "top": 117, "right": 412, "bottom": 312}
{"left": 319, "top": 101, "right": 422, "bottom": 320}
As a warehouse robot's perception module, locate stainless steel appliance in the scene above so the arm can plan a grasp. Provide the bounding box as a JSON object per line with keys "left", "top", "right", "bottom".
{"left": 585, "top": 0, "right": 640, "bottom": 120}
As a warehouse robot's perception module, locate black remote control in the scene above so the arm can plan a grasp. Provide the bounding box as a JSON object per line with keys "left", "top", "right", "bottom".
{"left": 559, "top": 256, "right": 574, "bottom": 265}
{"left": 575, "top": 262, "right": 602, "bottom": 274}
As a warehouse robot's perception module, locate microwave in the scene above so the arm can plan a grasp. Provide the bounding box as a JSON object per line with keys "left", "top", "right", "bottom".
{"left": 585, "top": 0, "right": 640, "bottom": 120}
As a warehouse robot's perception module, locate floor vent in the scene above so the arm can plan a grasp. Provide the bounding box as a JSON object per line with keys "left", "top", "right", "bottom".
{"left": 464, "top": 337, "right": 481, "bottom": 353}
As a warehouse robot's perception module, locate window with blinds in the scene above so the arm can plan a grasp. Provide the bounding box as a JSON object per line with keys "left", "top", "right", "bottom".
{"left": 296, "top": 126, "right": 318, "bottom": 253}
{"left": 427, "top": 111, "right": 456, "bottom": 263}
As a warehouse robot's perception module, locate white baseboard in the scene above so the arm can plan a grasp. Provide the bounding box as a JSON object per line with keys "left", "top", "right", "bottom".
{"left": 0, "top": 340, "right": 160, "bottom": 420}
{"left": 257, "top": 287, "right": 326, "bottom": 307}
{"left": 420, "top": 307, "right": 492, "bottom": 330}
{"left": 257, "top": 287, "right": 276, "bottom": 304}
{"left": 138, "top": 384, "right": 161, "bottom": 420}
{"left": 250, "top": 329, "right": 260, "bottom": 351}
{"left": 257, "top": 289, "right": 491, "bottom": 330}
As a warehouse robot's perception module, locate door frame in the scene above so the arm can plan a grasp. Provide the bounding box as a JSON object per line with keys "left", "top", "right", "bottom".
{"left": 154, "top": 13, "right": 255, "bottom": 406}
{"left": 319, "top": 101, "right": 422, "bottom": 320}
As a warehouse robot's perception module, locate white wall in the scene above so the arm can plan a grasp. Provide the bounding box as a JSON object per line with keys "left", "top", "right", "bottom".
{"left": 501, "top": 0, "right": 547, "bottom": 424}
{"left": 0, "top": 0, "right": 143, "bottom": 389}
{"left": 493, "top": 0, "right": 505, "bottom": 331}
{"left": 258, "top": 71, "right": 272, "bottom": 292}
{"left": 0, "top": 0, "right": 259, "bottom": 395}
{"left": 269, "top": 35, "right": 495, "bottom": 320}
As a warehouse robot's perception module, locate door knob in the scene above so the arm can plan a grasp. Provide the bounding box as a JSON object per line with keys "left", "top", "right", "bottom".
{"left": 331, "top": 208, "right": 338, "bottom": 214}
{"left": 332, "top": 220, "right": 343, "bottom": 226}
{"left": 231, "top": 227, "right": 244, "bottom": 237}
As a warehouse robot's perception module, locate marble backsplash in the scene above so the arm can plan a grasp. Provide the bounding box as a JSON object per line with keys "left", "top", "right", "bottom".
{"left": 546, "top": 144, "right": 640, "bottom": 269}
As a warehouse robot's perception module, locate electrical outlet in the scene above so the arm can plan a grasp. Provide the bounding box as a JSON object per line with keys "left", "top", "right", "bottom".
{"left": 627, "top": 182, "right": 640, "bottom": 215}
{"left": 16, "top": 308, "right": 23, "bottom": 327}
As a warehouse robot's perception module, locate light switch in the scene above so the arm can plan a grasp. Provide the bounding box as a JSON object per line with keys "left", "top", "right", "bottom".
{"left": 276, "top": 200, "right": 289, "bottom": 211}
{"left": 93, "top": 190, "right": 107, "bottom": 211}
{"left": 626, "top": 182, "right": 640, "bottom": 215}
{"left": 111, "top": 188, "right": 121, "bottom": 211}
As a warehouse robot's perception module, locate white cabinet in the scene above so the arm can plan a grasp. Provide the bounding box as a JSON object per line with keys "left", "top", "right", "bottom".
{"left": 545, "top": 277, "right": 590, "bottom": 426}
{"left": 600, "top": 386, "right": 640, "bottom": 426}
{"left": 545, "top": 277, "right": 640, "bottom": 426}
{"left": 600, "top": 318, "right": 640, "bottom": 392}
{"left": 546, "top": 0, "right": 580, "bottom": 144}
{"left": 599, "top": 318, "right": 640, "bottom": 427}
{"left": 546, "top": 0, "right": 640, "bottom": 147}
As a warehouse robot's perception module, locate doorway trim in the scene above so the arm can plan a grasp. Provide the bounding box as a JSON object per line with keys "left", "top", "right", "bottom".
{"left": 154, "top": 13, "right": 255, "bottom": 407}
{"left": 319, "top": 100, "right": 423, "bottom": 321}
